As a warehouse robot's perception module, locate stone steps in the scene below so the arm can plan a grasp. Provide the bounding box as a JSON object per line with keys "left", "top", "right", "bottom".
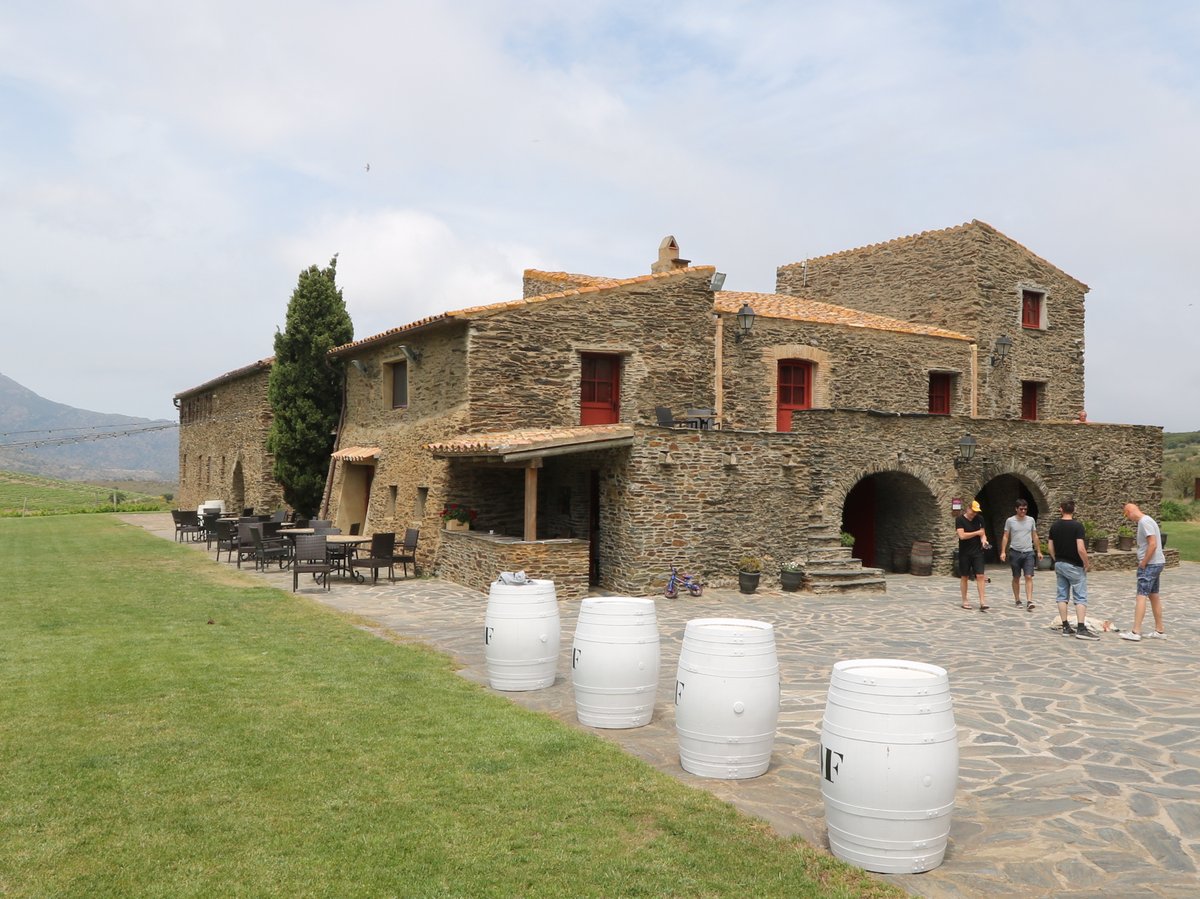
{"left": 804, "top": 523, "right": 887, "bottom": 594}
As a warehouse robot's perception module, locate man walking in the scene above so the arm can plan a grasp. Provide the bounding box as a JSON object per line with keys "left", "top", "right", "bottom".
{"left": 956, "top": 499, "right": 990, "bottom": 611}
{"left": 1048, "top": 500, "right": 1098, "bottom": 640}
{"left": 1000, "top": 499, "right": 1041, "bottom": 611}
{"left": 1120, "top": 502, "right": 1166, "bottom": 642}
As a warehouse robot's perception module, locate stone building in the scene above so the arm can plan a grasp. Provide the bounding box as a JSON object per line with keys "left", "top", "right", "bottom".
{"left": 174, "top": 358, "right": 283, "bottom": 514}
{"left": 177, "top": 220, "right": 1170, "bottom": 598}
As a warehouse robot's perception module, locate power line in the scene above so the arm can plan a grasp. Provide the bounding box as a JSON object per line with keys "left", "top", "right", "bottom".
{"left": 0, "top": 422, "right": 179, "bottom": 450}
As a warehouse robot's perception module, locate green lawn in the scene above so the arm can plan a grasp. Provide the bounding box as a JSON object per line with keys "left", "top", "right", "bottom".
{"left": 0, "top": 470, "right": 165, "bottom": 516}
{"left": 0, "top": 515, "right": 897, "bottom": 898}
{"left": 1165, "top": 519, "right": 1200, "bottom": 563}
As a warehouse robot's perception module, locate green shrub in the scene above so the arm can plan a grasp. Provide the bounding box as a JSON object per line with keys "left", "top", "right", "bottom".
{"left": 737, "top": 556, "right": 761, "bottom": 573}
{"left": 1160, "top": 500, "right": 1193, "bottom": 522}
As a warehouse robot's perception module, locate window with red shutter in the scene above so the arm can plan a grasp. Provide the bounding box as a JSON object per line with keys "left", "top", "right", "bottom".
{"left": 580, "top": 353, "right": 620, "bottom": 425}
{"left": 928, "top": 372, "right": 952, "bottom": 415}
{"left": 1021, "top": 381, "right": 1040, "bottom": 421}
{"left": 776, "top": 360, "right": 813, "bottom": 431}
{"left": 1022, "top": 290, "right": 1043, "bottom": 329}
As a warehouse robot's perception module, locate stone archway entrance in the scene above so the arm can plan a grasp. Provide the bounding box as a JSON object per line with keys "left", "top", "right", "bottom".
{"left": 840, "top": 471, "right": 940, "bottom": 571}
{"left": 231, "top": 461, "right": 245, "bottom": 514}
{"left": 975, "top": 474, "right": 1048, "bottom": 563}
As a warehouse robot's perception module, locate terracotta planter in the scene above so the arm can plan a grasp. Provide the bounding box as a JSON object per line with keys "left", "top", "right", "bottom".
{"left": 779, "top": 569, "right": 804, "bottom": 592}
{"left": 445, "top": 519, "right": 470, "bottom": 532}
{"left": 738, "top": 571, "right": 761, "bottom": 594}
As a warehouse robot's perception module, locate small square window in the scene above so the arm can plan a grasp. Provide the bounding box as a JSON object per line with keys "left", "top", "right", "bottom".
{"left": 1021, "top": 290, "right": 1044, "bottom": 330}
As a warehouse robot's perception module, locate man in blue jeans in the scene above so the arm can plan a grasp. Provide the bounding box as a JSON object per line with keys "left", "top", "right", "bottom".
{"left": 1120, "top": 502, "right": 1167, "bottom": 641}
{"left": 1048, "top": 499, "right": 1098, "bottom": 640}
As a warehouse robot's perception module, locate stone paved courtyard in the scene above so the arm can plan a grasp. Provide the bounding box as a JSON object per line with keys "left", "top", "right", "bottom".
{"left": 128, "top": 514, "right": 1200, "bottom": 897}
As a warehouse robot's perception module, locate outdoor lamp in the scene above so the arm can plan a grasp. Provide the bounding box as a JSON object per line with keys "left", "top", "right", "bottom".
{"left": 955, "top": 433, "right": 978, "bottom": 468}
{"left": 735, "top": 303, "right": 756, "bottom": 341}
{"left": 990, "top": 334, "right": 1013, "bottom": 366}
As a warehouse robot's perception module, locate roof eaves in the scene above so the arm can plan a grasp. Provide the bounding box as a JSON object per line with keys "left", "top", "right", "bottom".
{"left": 174, "top": 356, "right": 273, "bottom": 399}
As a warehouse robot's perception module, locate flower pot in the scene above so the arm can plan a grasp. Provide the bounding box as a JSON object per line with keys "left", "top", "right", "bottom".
{"left": 1092, "top": 537, "right": 1108, "bottom": 553}
{"left": 445, "top": 519, "right": 470, "bottom": 532}
{"left": 779, "top": 569, "right": 804, "bottom": 592}
{"left": 1117, "top": 536, "right": 1134, "bottom": 551}
{"left": 1036, "top": 555, "right": 1054, "bottom": 571}
{"left": 738, "top": 571, "right": 761, "bottom": 594}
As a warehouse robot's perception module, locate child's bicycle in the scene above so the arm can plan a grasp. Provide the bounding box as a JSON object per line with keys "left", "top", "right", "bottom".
{"left": 664, "top": 565, "right": 703, "bottom": 598}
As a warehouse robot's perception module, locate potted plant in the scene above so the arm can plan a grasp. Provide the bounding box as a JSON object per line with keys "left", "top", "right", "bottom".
{"left": 840, "top": 531, "right": 856, "bottom": 557}
{"left": 737, "top": 556, "right": 762, "bottom": 594}
{"left": 1082, "top": 520, "right": 1108, "bottom": 553}
{"left": 780, "top": 559, "right": 804, "bottom": 592}
{"left": 1117, "top": 524, "right": 1135, "bottom": 552}
{"left": 441, "top": 503, "right": 477, "bottom": 531}
{"left": 1037, "top": 540, "right": 1054, "bottom": 570}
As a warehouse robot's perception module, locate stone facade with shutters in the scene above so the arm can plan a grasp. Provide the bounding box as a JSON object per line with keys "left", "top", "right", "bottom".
{"left": 178, "top": 221, "right": 1169, "bottom": 595}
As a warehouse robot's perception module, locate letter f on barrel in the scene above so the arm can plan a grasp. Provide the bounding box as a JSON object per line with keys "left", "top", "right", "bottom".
{"left": 821, "top": 743, "right": 844, "bottom": 783}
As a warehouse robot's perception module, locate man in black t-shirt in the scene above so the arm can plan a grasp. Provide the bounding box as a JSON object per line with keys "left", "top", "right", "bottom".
{"left": 955, "top": 499, "right": 990, "bottom": 611}
{"left": 1048, "top": 499, "right": 1096, "bottom": 639}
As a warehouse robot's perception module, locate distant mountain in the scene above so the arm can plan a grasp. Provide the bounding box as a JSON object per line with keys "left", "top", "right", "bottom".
{"left": 0, "top": 373, "right": 177, "bottom": 481}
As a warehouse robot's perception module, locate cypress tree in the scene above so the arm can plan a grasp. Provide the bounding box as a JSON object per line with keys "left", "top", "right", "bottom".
{"left": 266, "top": 257, "right": 353, "bottom": 516}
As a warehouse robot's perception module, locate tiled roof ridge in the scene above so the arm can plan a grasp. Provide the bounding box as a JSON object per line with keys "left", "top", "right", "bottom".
{"left": 174, "top": 356, "right": 273, "bottom": 399}
{"left": 714, "top": 290, "right": 973, "bottom": 342}
{"left": 332, "top": 266, "right": 715, "bottom": 356}
{"left": 778, "top": 221, "right": 978, "bottom": 269}
{"left": 523, "top": 269, "right": 622, "bottom": 286}
{"left": 778, "top": 220, "right": 1088, "bottom": 290}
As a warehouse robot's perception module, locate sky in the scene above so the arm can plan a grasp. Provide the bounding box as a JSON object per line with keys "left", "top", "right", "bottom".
{"left": 2, "top": 1, "right": 1198, "bottom": 431}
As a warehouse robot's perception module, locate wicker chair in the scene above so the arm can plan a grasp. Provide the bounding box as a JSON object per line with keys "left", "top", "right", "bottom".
{"left": 394, "top": 528, "right": 420, "bottom": 578}
{"left": 350, "top": 532, "right": 396, "bottom": 584}
{"left": 172, "top": 510, "right": 203, "bottom": 542}
{"left": 293, "top": 535, "right": 331, "bottom": 592}
{"left": 251, "top": 525, "right": 289, "bottom": 571}
{"left": 213, "top": 519, "right": 239, "bottom": 563}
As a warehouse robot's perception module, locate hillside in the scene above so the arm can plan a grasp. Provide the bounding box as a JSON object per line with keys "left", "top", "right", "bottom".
{"left": 0, "top": 373, "right": 177, "bottom": 481}
{"left": 1164, "top": 430, "right": 1200, "bottom": 500}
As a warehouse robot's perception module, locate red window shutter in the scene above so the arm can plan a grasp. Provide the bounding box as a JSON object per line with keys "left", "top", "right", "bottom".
{"left": 776, "top": 361, "right": 812, "bottom": 431}
{"left": 1022, "top": 291, "right": 1042, "bottom": 329}
{"left": 580, "top": 353, "right": 620, "bottom": 425}
{"left": 1021, "top": 381, "right": 1039, "bottom": 421}
{"left": 928, "top": 373, "right": 951, "bottom": 415}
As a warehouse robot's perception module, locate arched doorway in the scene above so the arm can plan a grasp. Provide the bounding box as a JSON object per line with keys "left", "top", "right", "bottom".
{"left": 841, "top": 471, "right": 940, "bottom": 570}
{"left": 974, "top": 474, "right": 1048, "bottom": 563}
{"left": 231, "top": 460, "right": 245, "bottom": 514}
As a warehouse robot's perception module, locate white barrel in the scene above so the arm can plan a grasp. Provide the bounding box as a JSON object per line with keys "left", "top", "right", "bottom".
{"left": 675, "top": 618, "right": 779, "bottom": 779}
{"left": 571, "top": 597, "right": 660, "bottom": 729}
{"left": 484, "top": 579, "right": 560, "bottom": 691}
{"left": 820, "top": 658, "right": 958, "bottom": 874}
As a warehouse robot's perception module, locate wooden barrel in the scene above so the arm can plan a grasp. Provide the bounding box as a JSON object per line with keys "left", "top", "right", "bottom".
{"left": 910, "top": 541, "right": 933, "bottom": 576}
{"left": 484, "top": 579, "right": 560, "bottom": 691}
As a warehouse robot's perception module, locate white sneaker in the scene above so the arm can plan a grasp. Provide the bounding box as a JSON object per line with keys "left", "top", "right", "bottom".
{"left": 1121, "top": 631, "right": 1142, "bottom": 642}
{"left": 1149, "top": 631, "right": 1166, "bottom": 639}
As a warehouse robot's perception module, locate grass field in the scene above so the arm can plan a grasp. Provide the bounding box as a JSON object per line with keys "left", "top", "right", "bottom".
{"left": 0, "top": 515, "right": 898, "bottom": 898}
{"left": 0, "top": 470, "right": 166, "bottom": 516}
{"left": 1165, "top": 519, "right": 1200, "bottom": 563}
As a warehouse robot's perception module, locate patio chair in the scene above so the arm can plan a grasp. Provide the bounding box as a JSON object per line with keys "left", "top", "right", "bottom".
{"left": 394, "top": 528, "right": 420, "bottom": 578}
{"left": 309, "top": 519, "right": 332, "bottom": 530}
{"left": 214, "top": 519, "right": 239, "bottom": 563}
{"left": 172, "top": 510, "right": 203, "bottom": 542}
{"left": 293, "top": 535, "right": 331, "bottom": 592}
{"left": 655, "top": 406, "right": 682, "bottom": 428}
{"left": 235, "top": 522, "right": 261, "bottom": 568}
{"left": 201, "top": 511, "right": 222, "bottom": 548}
{"left": 250, "top": 525, "right": 289, "bottom": 571}
{"left": 269, "top": 509, "right": 287, "bottom": 523}
{"left": 350, "top": 532, "right": 396, "bottom": 585}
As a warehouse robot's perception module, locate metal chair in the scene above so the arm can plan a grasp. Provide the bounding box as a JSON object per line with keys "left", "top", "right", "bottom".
{"left": 235, "top": 522, "right": 260, "bottom": 568}
{"left": 350, "top": 532, "right": 396, "bottom": 584}
{"left": 172, "top": 510, "right": 203, "bottom": 542}
{"left": 293, "top": 535, "right": 331, "bottom": 592}
{"left": 394, "top": 528, "right": 420, "bottom": 578}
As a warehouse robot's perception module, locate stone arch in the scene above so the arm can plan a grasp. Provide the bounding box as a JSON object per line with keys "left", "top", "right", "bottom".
{"left": 823, "top": 461, "right": 944, "bottom": 571}
{"left": 968, "top": 462, "right": 1054, "bottom": 561}
{"left": 230, "top": 456, "right": 246, "bottom": 514}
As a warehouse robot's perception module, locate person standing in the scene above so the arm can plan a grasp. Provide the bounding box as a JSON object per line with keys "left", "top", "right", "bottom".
{"left": 1000, "top": 499, "right": 1041, "bottom": 611}
{"left": 1120, "top": 502, "right": 1166, "bottom": 641}
{"left": 1048, "top": 500, "right": 1098, "bottom": 639}
{"left": 956, "top": 499, "right": 990, "bottom": 611}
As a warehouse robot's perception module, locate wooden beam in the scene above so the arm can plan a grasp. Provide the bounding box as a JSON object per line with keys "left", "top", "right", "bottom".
{"left": 524, "top": 465, "right": 538, "bottom": 541}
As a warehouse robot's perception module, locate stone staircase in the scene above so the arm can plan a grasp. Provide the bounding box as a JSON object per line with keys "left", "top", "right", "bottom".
{"left": 804, "top": 523, "right": 887, "bottom": 595}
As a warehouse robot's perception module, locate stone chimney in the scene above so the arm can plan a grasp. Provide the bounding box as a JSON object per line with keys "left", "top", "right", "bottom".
{"left": 651, "top": 236, "right": 690, "bottom": 273}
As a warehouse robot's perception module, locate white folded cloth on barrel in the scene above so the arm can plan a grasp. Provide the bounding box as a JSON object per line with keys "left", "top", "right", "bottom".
{"left": 497, "top": 570, "right": 529, "bottom": 586}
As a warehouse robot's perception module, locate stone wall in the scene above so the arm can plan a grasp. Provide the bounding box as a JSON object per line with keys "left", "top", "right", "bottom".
{"left": 436, "top": 529, "right": 590, "bottom": 600}
{"left": 598, "top": 415, "right": 1162, "bottom": 594}
{"left": 774, "top": 222, "right": 1087, "bottom": 421}
{"left": 176, "top": 367, "right": 282, "bottom": 513}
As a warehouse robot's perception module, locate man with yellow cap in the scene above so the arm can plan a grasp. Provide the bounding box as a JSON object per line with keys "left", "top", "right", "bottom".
{"left": 956, "top": 499, "right": 990, "bottom": 611}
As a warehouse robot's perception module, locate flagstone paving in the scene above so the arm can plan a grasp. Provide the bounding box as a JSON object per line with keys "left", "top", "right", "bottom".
{"left": 128, "top": 514, "right": 1199, "bottom": 897}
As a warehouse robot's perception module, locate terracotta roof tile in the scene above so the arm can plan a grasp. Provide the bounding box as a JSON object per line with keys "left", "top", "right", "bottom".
{"left": 330, "top": 445, "right": 381, "bottom": 462}
{"left": 715, "top": 291, "right": 973, "bottom": 341}
{"left": 174, "top": 356, "right": 273, "bottom": 399}
{"left": 523, "top": 269, "right": 622, "bottom": 288}
{"left": 424, "top": 424, "right": 635, "bottom": 457}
